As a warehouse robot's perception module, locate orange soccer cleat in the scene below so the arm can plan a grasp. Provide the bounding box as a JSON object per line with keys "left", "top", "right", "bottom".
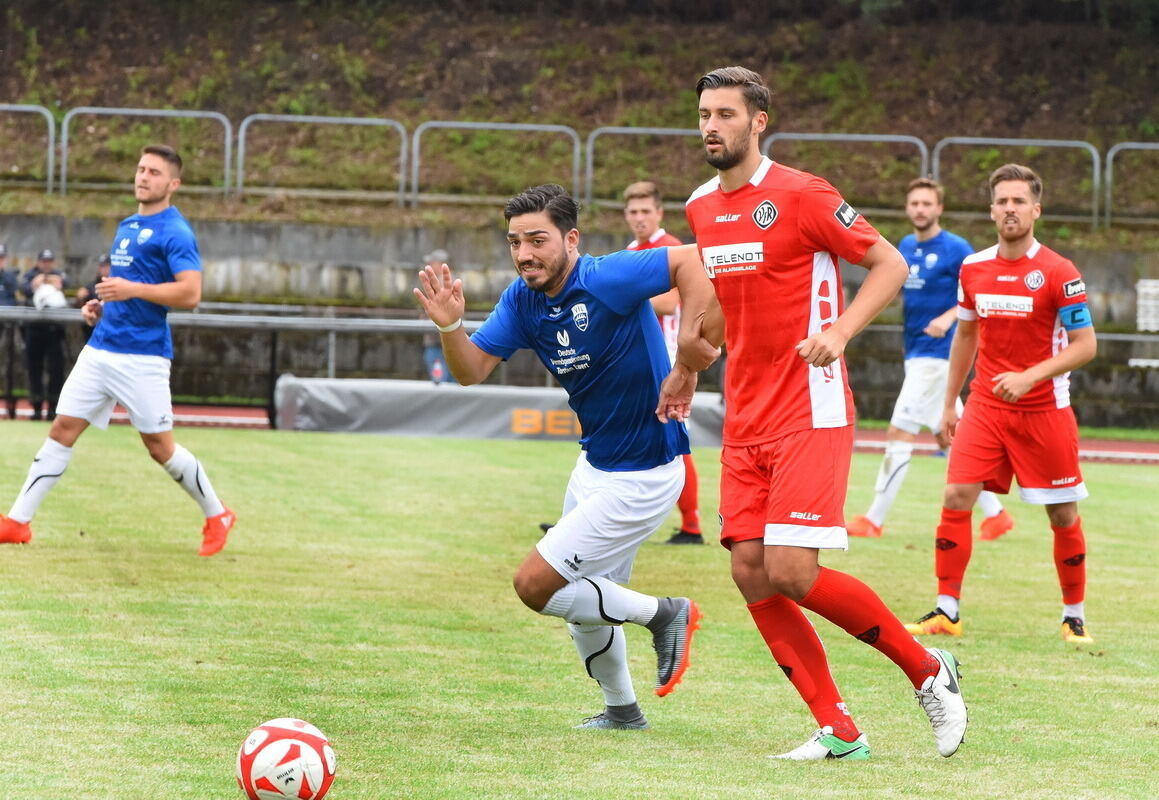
{"left": 979, "top": 509, "right": 1015, "bottom": 541}
{"left": 199, "top": 507, "right": 236, "bottom": 556}
{"left": 904, "top": 608, "right": 963, "bottom": 637}
{"left": 847, "top": 515, "right": 883, "bottom": 538}
{"left": 0, "top": 515, "right": 32, "bottom": 544}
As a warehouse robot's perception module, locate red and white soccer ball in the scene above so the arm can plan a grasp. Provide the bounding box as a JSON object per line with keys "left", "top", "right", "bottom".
{"left": 236, "top": 718, "right": 337, "bottom": 800}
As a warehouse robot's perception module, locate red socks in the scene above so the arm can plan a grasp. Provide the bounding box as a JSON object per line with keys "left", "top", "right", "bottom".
{"left": 677, "top": 453, "right": 700, "bottom": 533}
{"left": 935, "top": 508, "right": 973, "bottom": 599}
{"left": 748, "top": 595, "right": 859, "bottom": 741}
{"left": 799, "top": 567, "right": 939, "bottom": 689}
{"left": 1052, "top": 517, "right": 1086, "bottom": 604}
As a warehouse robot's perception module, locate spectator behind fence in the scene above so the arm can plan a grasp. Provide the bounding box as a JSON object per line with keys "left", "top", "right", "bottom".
{"left": 75, "top": 253, "right": 112, "bottom": 343}
{"left": 19, "top": 248, "right": 69, "bottom": 421}
{"left": 0, "top": 244, "right": 20, "bottom": 419}
{"left": 420, "top": 249, "right": 452, "bottom": 384}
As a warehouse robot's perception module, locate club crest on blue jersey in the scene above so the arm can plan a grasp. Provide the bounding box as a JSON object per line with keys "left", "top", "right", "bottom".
{"left": 571, "top": 303, "right": 589, "bottom": 331}
{"left": 925, "top": 253, "right": 938, "bottom": 269}
{"left": 137, "top": 229, "right": 154, "bottom": 245}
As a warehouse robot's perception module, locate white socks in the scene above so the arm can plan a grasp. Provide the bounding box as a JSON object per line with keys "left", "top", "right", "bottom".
{"left": 977, "top": 491, "right": 1004, "bottom": 518}
{"left": 866, "top": 440, "right": 913, "bottom": 526}
{"left": 937, "top": 594, "right": 960, "bottom": 620}
{"left": 8, "top": 438, "right": 73, "bottom": 523}
{"left": 569, "top": 623, "right": 636, "bottom": 706}
{"left": 163, "top": 444, "right": 225, "bottom": 518}
{"left": 1062, "top": 603, "right": 1086, "bottom": 621}
{"left": 541, "top": 576, "right": 659, "bottom": 626}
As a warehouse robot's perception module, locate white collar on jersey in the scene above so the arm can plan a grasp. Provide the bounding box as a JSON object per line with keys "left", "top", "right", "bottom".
{"left": 625, "top": 228, "right": 669, "bottom": 249}
{"left": 750, "top": 156, "right": 775, "bottom": 186}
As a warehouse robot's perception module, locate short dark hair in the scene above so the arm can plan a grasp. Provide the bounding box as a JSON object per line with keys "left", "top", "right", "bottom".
{"left": 989, "top": 163, "right": 1042, "bottom": 203}
{"left": 695, "top": 66, "right": 772, "bottom": 115}
{"left": 906, "top": 177, "right": 945, "bottom": 205}
{"left": 142, "top": 144, "right": 183, "bottom": 175}
{"left": 504, "top": 184, "right": 580, "bottom": 235}
{"left": 623, "top": 180, "right": 662, "bottom": 206}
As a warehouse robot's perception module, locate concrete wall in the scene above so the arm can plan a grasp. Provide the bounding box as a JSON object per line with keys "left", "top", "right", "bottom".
{"left": 2, "top": 214, "right": 1157, "bottom": 427}
{"left": 4, "top": 213, "right": 1155, "bottom": 323}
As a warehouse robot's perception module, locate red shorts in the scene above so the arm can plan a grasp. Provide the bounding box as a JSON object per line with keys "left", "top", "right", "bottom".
{"left": 948, "top": 401, "right": 1088, "bottom": 504}
{"left": 719, "top": 426, "right": 853, "bottom": 550}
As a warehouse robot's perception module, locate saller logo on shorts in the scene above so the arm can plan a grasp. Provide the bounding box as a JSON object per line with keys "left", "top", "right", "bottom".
{"left": 789, "top": 511, "right": 821, "bottom": 521}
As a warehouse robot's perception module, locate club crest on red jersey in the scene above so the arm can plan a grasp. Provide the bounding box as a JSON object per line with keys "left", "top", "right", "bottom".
{"left": 1024, "top": 269, "right": 1045, "bottom": 291}
{"left": 752, "top": 200, "right": 778, "bottom": 230}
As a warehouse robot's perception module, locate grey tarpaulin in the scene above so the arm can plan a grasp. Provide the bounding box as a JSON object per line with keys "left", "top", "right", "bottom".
{"left": 274, "top": 375, "right": 725, "bottom": 445}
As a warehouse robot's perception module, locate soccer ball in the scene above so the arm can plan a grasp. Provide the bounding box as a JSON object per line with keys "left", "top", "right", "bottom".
{"left": 236, "top": 718, "right": 337, "bottom": 800}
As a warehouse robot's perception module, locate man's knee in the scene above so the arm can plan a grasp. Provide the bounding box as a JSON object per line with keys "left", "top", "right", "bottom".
{"left": 943, "top": 482, "right": 982, "bottom": 510}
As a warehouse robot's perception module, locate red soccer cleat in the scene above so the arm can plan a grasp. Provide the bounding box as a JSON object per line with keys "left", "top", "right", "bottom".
{"left": 847, "top": 514, "right": 883, "bottom": 538}
{"left": 979, "top": 509, "right": 1015, "bottom": 541}
{"left": 199, "top": 507, "right": 236, "bottom": 556}
{"left": 0, "top": 515, "right": 32, "bottom": 544}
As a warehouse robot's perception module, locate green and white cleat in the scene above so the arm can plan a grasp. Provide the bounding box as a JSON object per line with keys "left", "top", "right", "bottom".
{"left": 769, "top": 726, "right": 870, "bottom": 761}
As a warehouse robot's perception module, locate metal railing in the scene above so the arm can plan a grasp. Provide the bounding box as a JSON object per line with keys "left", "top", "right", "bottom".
{"left": 409, "top": 120, "right": 582, "bottom": 207}
{"left": 10, "top": 104, "right": 1159, "bottom": 224}
{"left": 763, "top": 132, "right": 931, "bottom": 179}
{"left": 60, "top": 107, "right": 233, "bottom": 195}
{"left": 237, "top": 113, "right": 408, "bottom": 201}
{"left": 0, "top": 104, "right": 56, "bottom": 193}
{"left": 584, "top": 126, "right": 701, "bottom": 207}
{"left": 1105, "top": 142, "right": 1159, "bottom": 226}
{"left": 932, "top": 136, "right": 1101, "bottom": 228}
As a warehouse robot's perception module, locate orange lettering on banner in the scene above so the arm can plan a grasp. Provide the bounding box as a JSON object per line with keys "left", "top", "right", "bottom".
{"left": 510, "top": 408, "right": 582, "bottom": 436}
{"left": 546, "top": 410, "right": 576, "bottom": 436}
{"left": 512, "top": 409, "right": 541, "bottom": 434}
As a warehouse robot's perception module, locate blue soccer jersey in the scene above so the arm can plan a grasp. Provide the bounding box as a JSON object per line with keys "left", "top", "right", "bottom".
{"left": 471, "top": 248, "right": 690, "bottom": 471}
{"left": 89, "top": 206, "right": 201, "bottom": 360}
{"left": 899, "top": 229, "right": 974, "bottom": 360}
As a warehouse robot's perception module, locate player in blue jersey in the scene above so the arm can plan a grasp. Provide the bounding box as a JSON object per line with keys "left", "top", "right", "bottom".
{"left": 0, "top": 145, "right": 235, "bottom": 556}
{"left": 414, "top": 184, "right": 714, "bottom": 730}
{"left": 848, "top": 178, "right": 1013, "bottom": 544}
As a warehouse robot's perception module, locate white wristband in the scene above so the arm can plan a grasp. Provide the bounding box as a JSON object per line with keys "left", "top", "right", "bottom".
{"left": 435, "top": 318, "right": 463, "bottom": 334}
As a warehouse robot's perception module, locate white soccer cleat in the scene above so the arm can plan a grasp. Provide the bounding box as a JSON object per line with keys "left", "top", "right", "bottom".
{"left": 915, "top": 647, "right": 968, "bottom": 757}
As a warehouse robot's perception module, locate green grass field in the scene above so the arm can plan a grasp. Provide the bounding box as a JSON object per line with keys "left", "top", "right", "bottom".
{"left": 0, "top": 423, "right": 1155, "bottom": 799}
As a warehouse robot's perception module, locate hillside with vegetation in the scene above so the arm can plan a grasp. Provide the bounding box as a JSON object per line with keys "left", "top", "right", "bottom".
{"left": 2, "top": 1, "right": 1158, "bottom": 245}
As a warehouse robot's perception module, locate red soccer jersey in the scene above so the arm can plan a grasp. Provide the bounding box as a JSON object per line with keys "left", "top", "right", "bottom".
{"left": 627, "top": 228, "right": 683, "bottom": 361}
{"left": 685, "top": 158, "right": 879, "bottom": 445}
{"left": 625, "top": 228, "right": 683, "bottom": 251}
{"left": 958, "top": 239, "right": 1089, "bottom": 410}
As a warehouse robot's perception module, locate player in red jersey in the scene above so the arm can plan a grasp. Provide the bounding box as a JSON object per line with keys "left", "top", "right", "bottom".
{"left": 904, "top": 164, "right": 1097, "bottom": 645}
{"left": 660, "top": 66, "right": 968, "bottom": 761}
{"left": 623, "top": 181, "right": 703, "bottom": 545}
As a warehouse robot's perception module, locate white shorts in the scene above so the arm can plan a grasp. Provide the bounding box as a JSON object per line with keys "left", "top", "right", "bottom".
{"left": 536, "top": 452, "right": 684, "bottom": 585}
{"left": 889, "top": 357, "right": 963, "bottom": 435}
{"left": 56, "top": 346, "right": 174, "bottom": 434}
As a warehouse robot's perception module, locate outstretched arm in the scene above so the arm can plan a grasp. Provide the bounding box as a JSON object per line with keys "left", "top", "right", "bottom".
{"left": 413, "top": 263, "right": 501, "bottom": 385}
